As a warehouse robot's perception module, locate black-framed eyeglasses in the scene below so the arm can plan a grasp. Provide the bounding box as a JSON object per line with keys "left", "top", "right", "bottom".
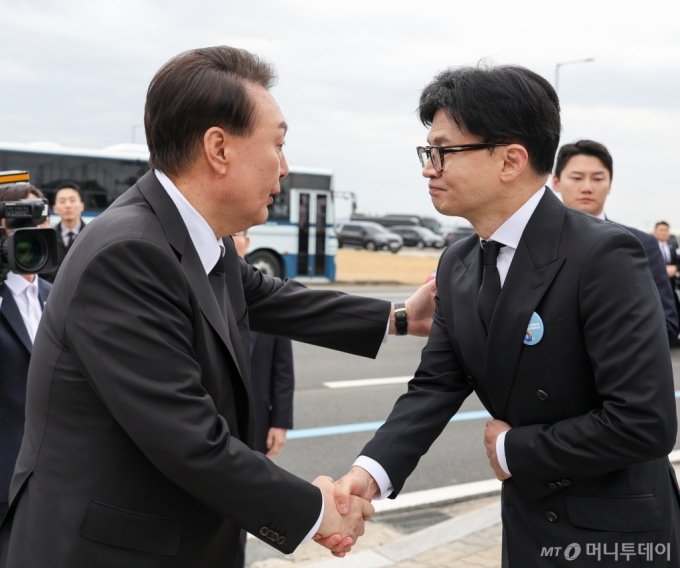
{"left": 416, "top": 143, "right": 509, "bottom": 173}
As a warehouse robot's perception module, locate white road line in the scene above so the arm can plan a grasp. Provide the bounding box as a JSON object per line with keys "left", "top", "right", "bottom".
{"left": 323, "top": 377, "right": 412, "bottom": 389}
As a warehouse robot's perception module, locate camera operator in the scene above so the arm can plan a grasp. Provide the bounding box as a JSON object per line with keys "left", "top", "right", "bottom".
{"left": 0, "top": 183, "right": 52, "bottom": 521}
{"left": 41, "top": 182, "right": 86, "bottom": 284}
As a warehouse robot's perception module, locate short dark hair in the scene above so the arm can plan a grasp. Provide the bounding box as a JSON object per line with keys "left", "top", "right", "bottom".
{"left": 145, "top": 46, "right": 277, "bottom": 176}
{"left": 418, "top": 64, "right": 561, "bottom": 175}
{"left": 55, "top": 181, "right": 83, "bottom": 201}
{"left": 0, "top": 183, "right": 46, "bottom": 202}
{"left": 554, "top": 140, "right": 613, "bottom": 180}
{"left": 656, "top": 221, "right": 670, "bottom": 229}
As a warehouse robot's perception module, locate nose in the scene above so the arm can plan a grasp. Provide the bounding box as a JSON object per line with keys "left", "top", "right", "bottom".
{"left": 421, "top": 156, "right": 440, "bottom": 179}
{"left": 280, "top": 151, "right": 290, "bottom": 179}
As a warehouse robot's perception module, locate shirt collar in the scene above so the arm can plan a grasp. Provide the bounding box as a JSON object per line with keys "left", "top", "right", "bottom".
{"left": 61, "top": 223, "right": 81, "bottom": 240}
{"left": 596, "top": 211, "right": 606, "bottom": 220}
{"left": 487, "top": 186, "right": 546, "bottom": 250}
{"left": 5, "top": 271, "right": 39, "bottom": 297}
{"left": 154, "top": 169, "right": 224, "bottom": 274}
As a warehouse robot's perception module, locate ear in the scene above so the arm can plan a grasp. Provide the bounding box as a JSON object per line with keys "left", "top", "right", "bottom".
{"left": 552, "top": 174, "right": 561, "bottom": 193}
{"left": 203, "top": 127, "right": 232, "bottom": 175}
{"left": 499, "top": 144, "right": 529, "bottom": 183}
{"left": 78, "top": 201, "right": 85, "bottom": 213}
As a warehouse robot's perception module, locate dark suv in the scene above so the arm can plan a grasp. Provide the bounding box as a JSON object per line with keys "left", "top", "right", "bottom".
{"left": 336, "top": 221, "right": 403, "bottom": 252}
{"left": 390, "top": 226, "right": 445, "bottom": 249}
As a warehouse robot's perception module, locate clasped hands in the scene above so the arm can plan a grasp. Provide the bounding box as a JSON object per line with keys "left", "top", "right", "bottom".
{"left": 312, "top": 467, "right": 379, "bottom": 557}
{"left": 312, "top": 420, "right": 513, "bottom": 558}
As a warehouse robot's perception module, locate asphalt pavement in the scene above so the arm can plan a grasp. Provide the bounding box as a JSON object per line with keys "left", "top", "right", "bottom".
{"left": 270, "top": 284, "right": 680, "bottom": 494}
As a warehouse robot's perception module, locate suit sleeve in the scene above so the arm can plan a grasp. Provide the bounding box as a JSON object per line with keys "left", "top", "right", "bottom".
{"left": 640, "top": 233, "right": 678, "bottom": 345}
{"left": 241, "top": 257, "right": 391, "bottom": 359}
{"left": 358, "top": 286, "right": 473, "bottom": 497}
{"left": 505, "top": 230, "right": 678, "bottom": 501}
{"left": 65, "top": 240, "right": 320, "bottom": 552}
{"left": 269, "top": 338, "right": 295, "bottom": 430}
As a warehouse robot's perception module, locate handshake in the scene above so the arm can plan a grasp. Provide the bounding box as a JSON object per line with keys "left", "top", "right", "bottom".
{"left": 311, "top": 466, "right": 380, "bottom": 557}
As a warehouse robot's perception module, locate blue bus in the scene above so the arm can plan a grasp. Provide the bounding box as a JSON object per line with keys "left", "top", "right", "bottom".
{"left": 0, "top": 141, "right": 337, "bottom": 281}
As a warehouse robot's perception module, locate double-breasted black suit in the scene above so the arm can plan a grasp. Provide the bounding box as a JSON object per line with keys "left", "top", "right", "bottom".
{"left": 248, "top": 331, "right": 294, "bottom": 454}
{"left": 0, "top": 171, "right": 391, "bottom": 568}
{"left": 360, "top": 190, "right": 680, "bottom": 567}
{"left": 0, "top": 278, "right": 50, "bottom": 520}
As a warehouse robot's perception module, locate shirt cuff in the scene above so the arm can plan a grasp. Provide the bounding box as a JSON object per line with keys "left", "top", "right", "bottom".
{"left": 300, "top": 489, "right": 324, "bottom": 544}
{"left": 383, "top": 315, "right": 390, "bottom": 343}
{"left": 353, "top": 456, "right": 393, "bottom": 500}
{"left": 496, "top": 430, "right": 511, "bottom": 476}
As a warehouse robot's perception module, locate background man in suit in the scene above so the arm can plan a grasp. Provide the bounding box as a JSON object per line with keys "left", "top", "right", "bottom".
{"left": 233, "top": 230, "right": 295, "bottom": 457}
{"left": 232, "top": 229, "right": 296, "bottom": 568}
{"left": 41, "top": 182, "right": 86, "bottom": 283}
{"left": 0, "top": 184, "right": 52, "bottom": 521}
{"left": 326, "top": 65, "right": 680, "bottom": 567}
{"left": 553, "top": 140, "right": 678, "bottom": 345}
{"left": 654, "top": 221, "right": 680, "bottom": 314}
{"left": 0, "top": 46, "right": 435, "bottom": 568}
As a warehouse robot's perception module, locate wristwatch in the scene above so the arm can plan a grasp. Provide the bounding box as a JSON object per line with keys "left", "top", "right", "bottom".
{"left": 394, "top": 301, "right": 408, "bottom": 336}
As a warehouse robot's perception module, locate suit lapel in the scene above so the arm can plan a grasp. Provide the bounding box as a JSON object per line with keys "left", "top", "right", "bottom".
{"left": 485, "top": 190, "right": 567, "bottom": 419}
{"left": 136, "top": 172, "right": 244, "bottom": 380}
{"left": 449, "top": 237, "right": 488, "bottom": 385}
{"left": 0, "top": 285, "right": 32, "bottom": 354}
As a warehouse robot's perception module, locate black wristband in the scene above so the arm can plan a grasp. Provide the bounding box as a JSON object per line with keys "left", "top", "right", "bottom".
{"left": 394, "top": 301, "right": 408, "bottom": 336}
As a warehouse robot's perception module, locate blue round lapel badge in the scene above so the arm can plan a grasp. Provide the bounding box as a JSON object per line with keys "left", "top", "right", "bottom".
{"left": 523, "top": 312, "right": 544, "bottom": 346}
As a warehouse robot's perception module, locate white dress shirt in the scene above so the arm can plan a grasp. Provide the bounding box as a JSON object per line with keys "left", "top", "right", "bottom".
{"left": 4, "top": 271, "right": 43, "bottom": 343}
{"left": 659, "top": 241, "right": 671, "bottom": 264}
{"left": 60, "top": 222, "right": 82, "bottom": 246}
{"left": 154, "top": 170, "right": 224, "bottom": 273}
{"left": 154, "top": 170, "right": 324, "bottom": 542}
{"left": 355, "top": 186, "right": 547, "bottom": 498}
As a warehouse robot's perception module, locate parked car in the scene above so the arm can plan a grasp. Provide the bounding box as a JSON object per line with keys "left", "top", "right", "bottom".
{"left": 336, "top": 221, "right": 403, "bottom": 252}
{"left": 389, "top": 226, "right": 445, "bottom": 249}
{"left": 443, "top": 226, "right": 475, "bottom": 247}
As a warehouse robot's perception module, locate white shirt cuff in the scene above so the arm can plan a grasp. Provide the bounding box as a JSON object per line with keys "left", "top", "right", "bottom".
{"left": 496, "top": 430, "right": 511, "bottom": 476}
{"left": 353, "top": 456, "right": 393, "bottom": 500}
{"left": 300, "top": 490, "right": 324, "bottom": 544}
{"left": 382, "top": 315, "right": 390, "bottom": 343}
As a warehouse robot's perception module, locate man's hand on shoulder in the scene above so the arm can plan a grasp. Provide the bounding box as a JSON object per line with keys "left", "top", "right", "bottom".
{"left": 390, "top": 280, "right": 436, "bottom": 337}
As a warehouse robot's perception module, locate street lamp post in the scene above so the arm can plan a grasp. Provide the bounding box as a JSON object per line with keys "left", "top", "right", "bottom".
{"left": 554, "top": 58, "right": 594, "bottom": 95}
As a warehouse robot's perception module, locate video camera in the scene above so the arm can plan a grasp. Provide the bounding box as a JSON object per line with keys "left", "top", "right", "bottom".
{"left": 0, "top": 170, "right": 59, "bottom": 282}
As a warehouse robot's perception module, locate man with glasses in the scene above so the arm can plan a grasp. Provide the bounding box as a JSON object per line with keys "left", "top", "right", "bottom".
{"left": 325, "top": 65, "right": 680, "bottom": 567}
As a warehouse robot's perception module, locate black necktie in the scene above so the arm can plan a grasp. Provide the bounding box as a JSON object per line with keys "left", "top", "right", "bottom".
{"left": 208, "top": 257, "right": 228, "bottom": 324}
{"left": 66, "top": 231, "right": 75, "bottom": 248}
{"left": 478, "top": 240, "right": 505, "bottom": 332}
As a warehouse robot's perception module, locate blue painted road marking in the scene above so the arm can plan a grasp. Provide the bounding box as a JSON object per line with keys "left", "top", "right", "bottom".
{"left": 288, "top": 391, "right": 680, "bottom": 440}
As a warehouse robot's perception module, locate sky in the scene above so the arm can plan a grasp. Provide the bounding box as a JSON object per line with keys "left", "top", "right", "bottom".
{"left": 1, "top": 0, "right": 679, "bottom": 230}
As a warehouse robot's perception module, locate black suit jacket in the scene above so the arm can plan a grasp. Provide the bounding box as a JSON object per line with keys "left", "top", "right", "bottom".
{"left": 0, "top": 171, "right": 391, "bottom": 568}
{"left": 0, "top": 277, "right": 51, "bottom": 520}
{"left": 40, "top": 220, "right": 87, "bottom": 284}
{"left": 249, "top": 331, "right": 294, "bottom": 454}
{"left": 361, "top": 190, "right": 680, "bottom": 567}
{"left": 615, "top": 223, "right": 678, "bottom": 345}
